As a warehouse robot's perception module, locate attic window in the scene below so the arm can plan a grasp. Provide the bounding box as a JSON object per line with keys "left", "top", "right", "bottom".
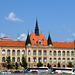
{"left": 42, "top": 39, "right": 44, "bottom": 41}
{"left": 39, "top": 42, "right": 41, "bottom": 45}
{"left": 33, "top": 39, "right": 34, "bottom": 41}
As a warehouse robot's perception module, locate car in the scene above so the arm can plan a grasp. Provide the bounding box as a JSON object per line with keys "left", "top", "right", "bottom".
{"left": 24, "top": 71, "right": 31, "bottom": 74}
{"left": 31, "top": 71, "right": 38, "bottom": 73}
{"left": 13, "top": 71, "right": 21, "bottom": 74}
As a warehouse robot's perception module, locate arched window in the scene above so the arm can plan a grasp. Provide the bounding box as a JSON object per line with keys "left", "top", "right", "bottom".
{"left": 17, "top": 50, "right": 20, "bottom": 55}
{"left": 12, "top": 57, "right": 15, "bottom": 62}
{"left": 2, "top": 50, "right": 5, "bottom": 54}
{"left": 28, "top": 57, "right": 30, "bottom": 62}
{"left": 28, "top": 50, "right": 30, "bottom": 55}
{"left": 54, "top": 58, "right": 56, "bottom": 62}
{"left": 67, "top": 51, "right": 69, "bottom": 56}
{"left": 54, "top": 51, "right": 56, "bottom": 55}
{"left": 62, "top": 51, "right": 65, "bottom": 55}
{"left": 2, "top": 57, "right": 5, "bottom": 62}
{"left": 43, "top": 57, "right": 46, "bottom": 62}
{"left": 71, "top": 51, "right": 74, "bottom": 55}
{"left": 49, "top": 51, "right": 52, "bottom": 55}
{"left": 33, "top": 57, "right": 36, "bottom": 62}
{"left": 38, "top": 50, "right": 41, "bottom": 55}
{"left": 58, "top": 58, "right": 61, "bottom": 62}
{"left": 63, "top": 58, "right": 65, "bottom": 62}
{"left": 67, "top": 58, "right": 70, "bottom": 62}
{"left": 33, "top": 50, "right": 36, "bottom": 55}
{"left": 58, "top": 51, "right": 61, "bottom": 55}
{"left": 17, "top": 57, "right": 20, "bottom": 62}
{"left": 63, "top": 65, "right": 65, "bottom": 68}
{"left": 7, "top": 50, "right": 10, "bottom": 55}
{"left": 71, "top": 58, "right": 74, "bottom": 62}
{"left": 44, "top": 50, "right": 46, "bottom": 55}
{"left": 12, "top": 50, "right": 15, "bottom": 55}
{"left": 22, "top": 50, "right": 25, "bottom": 54}
{"left": 38, "top": 57, "right": 41, "bottom": 62}
{"left": 50, "top": 58, "right": 52, "bottom": 62}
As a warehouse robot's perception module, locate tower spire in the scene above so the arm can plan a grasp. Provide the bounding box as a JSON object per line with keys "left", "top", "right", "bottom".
{"left": 47, "top": 33, "right": 53, "bottom": 45}
{"left": 25, "top": 32, "right": 31, "bottom": 45}
{"left": 35, "top": 19, "right": 39, "bottom": 36}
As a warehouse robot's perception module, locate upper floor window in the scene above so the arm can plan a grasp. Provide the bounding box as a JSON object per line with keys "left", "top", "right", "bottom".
{"left": 49, "top": 51, "right": 52, "bottom": 55}
{"left": 28, "top": 57, "right": 30, "bottom": 62}
{"left": 2, "top": 57, "right": 5, "bottom": 62}
{"left": 54, "top": 58, "right": 56, "bottom": 62}
{"left": 43, "top": 57, "right": 46, "bottom": 62}
{"left": 7, "top": 50, "right": 10, "bottom": 55}
{"left": 22, "top": 50, "right": 25, "bottom": 55}
{"left": 71, "top": 51, "right": 74, "bottom": 55}
{"left": 17, "top": 57, "right": 20, "bottom": 62}
{"left": 38, "top": 50, "right": 41, "bottom": 55}
{"left": 12, "top": 50, "right": 15, "bottom": 55}
{"left": 67, "top": 51, "right": 69, "bottom": 56}
{"left": 58, "top": 51, "right": 61, "bottom": 55}
{"left": 39, "top": 42, "right": 41, "bottom": 45}
{"left": 58, "top": 58, "right": 61, "bottom": 62}
{"left": 17, "top": 50, "right": 20, "bottom": 55}
{"left": 62, "top": 51, "right": 65, "bottom": 56}
{"left": 28, "top": 50, "right": 30, "bottom": 55}
{"left": 44, "top": 50, "right": 46, "bottom": 55}
{"left": 54, "top": 51, "right": 56, "bottom": 55}
{"left": 71, "top": 58, "right": 74, "bottom": 62}
{"left": 62, "top": 58, "right": 65, "bottom": 62}
{"left": 33, "top": 57, "right": 36, "bottom": 62}
{"left": 38, "top": 57, "right": 41, "bottom": 62}
{"left": 2, "top": 50, "right": 5, "bottom": 54}
{"left": 67, "top": 58, "right": 70, "bottom": 62}
{"left": 50, "top": 58, "right": 52, "bottom": 62}
{"left": 33, "top": 50, "right": 36, "bottom": 55}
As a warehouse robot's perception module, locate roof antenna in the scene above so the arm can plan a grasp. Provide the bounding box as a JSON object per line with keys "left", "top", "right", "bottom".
{"left": 17, "top": 33, "right": 20, "bottom": 41}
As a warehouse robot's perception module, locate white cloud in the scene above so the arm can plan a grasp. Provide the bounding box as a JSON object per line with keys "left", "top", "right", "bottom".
{"left": 18, "top": 33, "right": 27, "bottom": 41}
{"left": 65, "top": 38, "right": 73, "bottom": 42}
{"left": 5, "top": 12, "right": 24, "bottom": 22}
{"left": 72, "top": 33, "right": 75, "bottom": 37}
{"left": 0, "top": 33, "right": 6, "bottom": 38}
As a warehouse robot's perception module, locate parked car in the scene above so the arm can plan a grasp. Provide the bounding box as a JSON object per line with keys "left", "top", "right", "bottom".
{"left": 31, "top": 71, "right": 38, "bottom": 73}
{"left": 13, "top": 71, "right": 21, "bottom": 74}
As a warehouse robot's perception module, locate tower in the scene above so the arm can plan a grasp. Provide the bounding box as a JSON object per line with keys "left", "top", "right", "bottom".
{"left": 47, "top": 33, "right": 53, "bottom": 45}
{"left": 35, "top": 19, "right": 39, "bottom": 36}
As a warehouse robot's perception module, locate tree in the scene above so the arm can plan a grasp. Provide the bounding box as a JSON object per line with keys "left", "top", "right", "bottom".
{"left": 47, "top": 63, "right": 51, "bottom": 69}
{"left": 58, "top": 62, "right": 61, "bottom": 67}
{"left": 67, "top": 61, "right": 73, "bottom": 68}
{"left": 20, "top": 56, "right": 27, "bottom": 69}
{"left": 15, "top": 62, "right": 19, "bottom": 70}
{"left": 37, "top": 62, "right": 43, "bottom": 67}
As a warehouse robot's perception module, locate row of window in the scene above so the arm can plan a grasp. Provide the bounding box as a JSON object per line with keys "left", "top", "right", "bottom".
{"left": 2, "top": 50, "right": 25, "bottom": 55}
{"left": 28, "top": 50, "right": 74, "bottom": 56}
{"left": 28, "top": 57, "right": 74, "bottom": 62}
{"left": 2, "top": 57, "right": 20, "bottom": 62}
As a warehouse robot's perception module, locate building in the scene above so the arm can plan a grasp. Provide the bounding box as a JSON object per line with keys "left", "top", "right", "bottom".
{"left": 0, "top": 20, "right": 75, "bottom": 70}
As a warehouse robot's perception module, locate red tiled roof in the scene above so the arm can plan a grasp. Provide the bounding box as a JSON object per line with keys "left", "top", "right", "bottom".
{"left": 30, "top": 32, "right": 47, "bottom": 46}
{"left": 0, "top": 40, "right": 26, "bottom": 47}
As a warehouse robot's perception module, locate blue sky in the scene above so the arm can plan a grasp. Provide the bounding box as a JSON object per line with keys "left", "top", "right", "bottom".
{"left": 0, "top": 0, "right": 75, "bottom": 42}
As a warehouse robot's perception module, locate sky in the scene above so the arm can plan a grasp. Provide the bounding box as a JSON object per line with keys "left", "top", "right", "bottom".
{"left": 0, "top": 0, "right": 75, "bottom": 42}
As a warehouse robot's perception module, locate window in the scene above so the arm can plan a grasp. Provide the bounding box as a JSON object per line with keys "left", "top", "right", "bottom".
{"left": 54, "top": 58, "right": 56, "bottom": 62}
{"left": 12, "top": 50, "right": 15, "bottom": 55}
{"left": 28, "top": 50, "right": 30, "bottom": 55}
{"left": 22, "top": 50, "right": 25, "bottom": 54}
{"left": 71, "top": 58, "right": 74, "bottom": 62}
{"left": 44, "top": 50, "right": 46, "bottom": 55}
{"left": 38, "top": 57, "right": 41, "bottom": 62}
{"left": 49, "top": 51, "right": 52, "bottom": 55}
{"left": 58, "top": 51, "right": 61, "bottom": 55}
{"left": 67, "top": 51, "right": 69, "bottom": 56}
{"left": 62, "top": 58, "right": 65, "bottom": 62}
{"left": 54, "top": 65, "right": 56, "bottom": 67}
{"left": 44, "top": 65, "right": 46, "bottom": 67}
{"left": 42, "top": 39, "right": 44, "bottom": 41}
{"left": 39, "top": 42, "right": 41, "bottom": 45}
{"left": 12, "top": 57, "right": 15, "bottom": 62}
{"left": 2, "top": 57, "right": 5, "bottom": 62}
{"left": 43, "top": 57, "right": 46, "bottom": 62}
{"left": 54, "top": 51, "right": 56, "bottom": 55}
{"left": 2, "top": 50, "right": 5, "bottom": 54}
{"left": 71, "top": 51, "right": 74, "bottom": 55}
{"left": 38, "top": 50, "right": 41, "bottom": 55}
{"left": 17, "top": 57, "right": 20, "bottom": 62}
{"left": 62, "top": 51, "right": 65, "bottom": 55}
{"left": 67, "top": 58, "right": 70, "bottom": 62}
{"left": 28, "top": 65, "right": 30, "bottom": 68}
{"left": 28, "top": 57, "right": 30, "bottom": 62}
{"left": 33, "top": 50, "right": 36, "bottom": 55}
{"left": 58, "top": 58, "right": 61, "bottom": 62}
{"left": 7, "top": 50, "right": 10, "bottom": 55}
{"left": 34, "top": 65, "right": 36, "bottom": 68}
{"left": 33, "top": 57, "right": 36, "bottom": 62}
{"left": 63, "top": 65, "right": 65, "bottom": 68}
{"left": 17, "top": 50, "right": 20, "bottom": 55}
{"left": 50, "top": 58, "right": 52, "bottom": 62}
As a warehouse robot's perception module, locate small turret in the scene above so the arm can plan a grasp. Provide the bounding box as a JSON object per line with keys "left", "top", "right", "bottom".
{"left": 47, "top": 33, "right": 53, "bottom": 45}
{"left": 25, "top": 33, "right": 31, "bottom": 45}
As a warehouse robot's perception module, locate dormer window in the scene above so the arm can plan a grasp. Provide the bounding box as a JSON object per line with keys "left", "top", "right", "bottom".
{"left": 33, "top": 39, "right": 34, "bottom": 41}
{"left": 39, "top": 42, "right": 41, "bottom": 45}
{"left": 37, "top": 40, "right": 42, "bottom": 45}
